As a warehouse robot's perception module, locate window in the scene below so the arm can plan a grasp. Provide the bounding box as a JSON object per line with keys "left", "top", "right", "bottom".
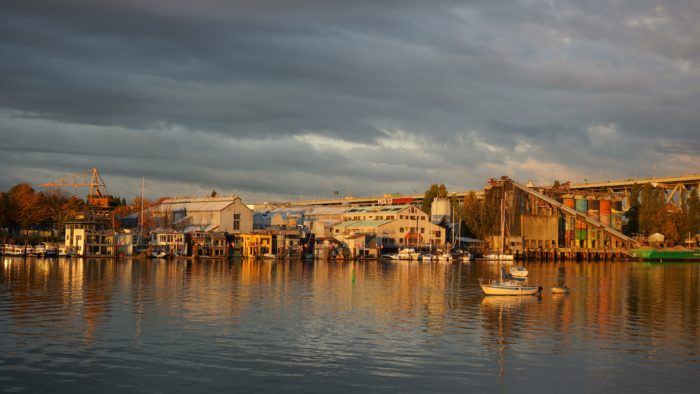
{"left": 420, "top": 228, "right": 424, "bottom": 233}
{"left": 233, "top": 213, "right": 241, "bottom": 230}
{"left": 435, "top": 231, "right": 441, "bottom": 238}
{"left": 399, "top": 227, "right": 404, "bottom": 233}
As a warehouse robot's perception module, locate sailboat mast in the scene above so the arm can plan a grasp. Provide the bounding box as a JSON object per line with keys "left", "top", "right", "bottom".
{"left": 500, "top": 194, "right": 505, "bottom": 255}
{"left": 140, "top": 177, "right": 145, "bottom": 232}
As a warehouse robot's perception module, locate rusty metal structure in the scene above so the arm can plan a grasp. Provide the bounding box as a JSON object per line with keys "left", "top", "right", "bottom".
{"left": 39, "top": 168, "right": 115, "bottom": 228}
{"left": 569, "top": 173, "right": 700, "bottom": 210}
{"left": 485, "top": 177, "right": 638, "bottom": 252}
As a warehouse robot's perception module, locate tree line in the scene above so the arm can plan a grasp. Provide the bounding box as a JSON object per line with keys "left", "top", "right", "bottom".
{"left": 625, "top": 183, "right": 700, "bottom": 242}
{"left": 0, "top": 183, "right": 148, "bottom": 240}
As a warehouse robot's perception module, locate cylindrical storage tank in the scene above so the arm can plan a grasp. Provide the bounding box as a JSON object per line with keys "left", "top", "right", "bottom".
{"left": 558, "top": 216, "right": 566, "bottom": 247}
{"left": 564, "top": 198, "right": 575, "bottom": 209}
{"left": 575, "top": 197, "right": 587, "bottom": 213}
{"left": 587, "top": 199, "right": 599, "bottom": 222}
{"left": 599, "top": 199, "right": 612, "bottom": 227}
{"left": 430, "top": 198, "right": 451, "bottom": 224}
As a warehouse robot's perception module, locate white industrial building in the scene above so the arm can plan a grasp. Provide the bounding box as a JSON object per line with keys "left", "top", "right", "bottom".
{"left": 152, "top": 195, "right": 253, "bottom": 233}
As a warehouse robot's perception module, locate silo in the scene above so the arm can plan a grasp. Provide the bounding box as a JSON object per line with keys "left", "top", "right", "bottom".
{"left": 430, "top": 198, "right": 451, "bottom": 224}
{"left": 612, "top": 200, "right": 623, "bottom": 230}
{"left": 575, "top": 197, "right": 587, "bottom": 246}
{"left": 563, "top": 198, "right": 575, "bottom": 246}
{"left": 599, "top": 199, "right": 612, "bottom": 227}
{"left": 587, "top": 198, "right": 599, "bottom": 222}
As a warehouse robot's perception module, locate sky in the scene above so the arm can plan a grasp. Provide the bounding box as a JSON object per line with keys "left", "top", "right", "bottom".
{"left": 1, "top": 0, "right": 699, "bottom": 202}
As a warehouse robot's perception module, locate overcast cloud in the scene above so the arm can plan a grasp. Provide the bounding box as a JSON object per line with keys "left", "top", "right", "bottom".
{"left": 1, "top": 0, "right": 699, "bottom": 201}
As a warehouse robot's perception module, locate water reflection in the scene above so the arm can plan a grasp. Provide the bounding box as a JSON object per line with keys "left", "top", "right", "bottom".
{"left": 1, "top": 257, "right": 699, "bottom": 393}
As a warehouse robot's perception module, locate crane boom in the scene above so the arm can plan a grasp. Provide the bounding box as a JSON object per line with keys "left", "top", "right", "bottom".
{"left": 39, "top": 167, "right": 108, "bottom": 198}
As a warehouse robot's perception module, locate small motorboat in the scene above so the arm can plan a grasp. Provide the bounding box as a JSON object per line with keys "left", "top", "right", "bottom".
{"left": 397, "top": 248, "right": 421, "bottom": 261}
{"left": 551, "top": 285, "right": 570, "bottom": 294}
{"left": 455, "top": 251, "right": 472, "bottom": 262}
{"left": 262, "top": 253, "right": 276, "bottom": 260}
{"left": 482, "top": 253, "right": 514, "bottom": 261}
{"left": 510, "top": 265, "right": 528, "bottom": 278}
{"left": 436, "top": 253, "right": 453, "bottom": 262}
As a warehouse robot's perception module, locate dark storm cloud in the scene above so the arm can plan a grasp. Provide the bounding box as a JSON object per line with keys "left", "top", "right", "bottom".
{"left": 1, "top": 0, "right": 699, "bottom": 199}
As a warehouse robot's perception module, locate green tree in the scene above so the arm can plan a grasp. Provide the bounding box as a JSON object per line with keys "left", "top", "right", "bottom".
{"left": 687, "top": 188, "right": 700, "bottom": 236}
{"left": 625, "top": 183, "right": 641, "bottom": 235}
{"left": 462, "top": 191, "right": 481, "bottom": 238}
{"left": 421, "top": 184, "right": 447, "bottom": 214}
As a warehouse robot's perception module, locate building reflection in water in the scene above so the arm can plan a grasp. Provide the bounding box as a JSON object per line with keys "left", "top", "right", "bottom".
{"left": 1, "top": 256, "right": 699, "bottom": 382}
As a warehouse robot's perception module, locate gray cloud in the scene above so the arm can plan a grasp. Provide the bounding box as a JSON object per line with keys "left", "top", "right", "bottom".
{"left": 1, "top": 0, "right": 699, "bottom": 201}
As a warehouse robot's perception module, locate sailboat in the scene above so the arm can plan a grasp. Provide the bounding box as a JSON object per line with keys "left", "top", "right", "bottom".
{"left": 480, "top": 191, "right": 541, "bottom": 296}
{"left": 482, "top": 197, "right": 514, "bottom": 261}
{"left": 480, "top": 267, "right": 542, "bottom": 295}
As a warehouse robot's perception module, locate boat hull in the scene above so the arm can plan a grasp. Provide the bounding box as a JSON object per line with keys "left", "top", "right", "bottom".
{"left": 631, "top": 248, "right": 700, "bottom": 261}
{"left": 481, "top": 284, "right": 541, "bottom": 296}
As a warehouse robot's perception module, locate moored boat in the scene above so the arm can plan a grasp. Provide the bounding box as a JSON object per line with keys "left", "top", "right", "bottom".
{"left": 33, "top": 244, "right": 47, "bottom": 257}
{"left": 397, "top": 248, "right": 421, "bottom": 261}
{"left": 482, "top": 253, "right": 514, "bottom": 261}
{"left": 509, "top": 265, "right": 528, "bottom": 277}
{"left": 480, "top": 266, "right": 541, "bottom": 296}
{"left": 551, "top": 285, "right": 570, "bottom": 294}
{"left": 480, "top": 279, "right": 542, "bottom": 296}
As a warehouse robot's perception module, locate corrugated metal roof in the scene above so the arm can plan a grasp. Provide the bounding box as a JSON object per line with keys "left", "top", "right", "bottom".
{"left": 344, "top": 205, "right": 412, "bottom": 214}
{"left": 334, "top": 220, "right": 392, "bottom": 228}
{"left": 155, "top": 201, "right": 233, "bottom": 212}
{"left": 307, "top": 206, "right": 349, "bottom": 215}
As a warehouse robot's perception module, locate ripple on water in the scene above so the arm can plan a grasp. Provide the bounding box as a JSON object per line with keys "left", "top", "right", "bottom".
{"left": 1, "top": 258, "right": 699, "bottom": 393}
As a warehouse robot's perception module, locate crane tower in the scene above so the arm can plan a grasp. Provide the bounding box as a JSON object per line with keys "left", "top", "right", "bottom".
{"left": 40, "top": 168, "right": 115, "bottom": 228}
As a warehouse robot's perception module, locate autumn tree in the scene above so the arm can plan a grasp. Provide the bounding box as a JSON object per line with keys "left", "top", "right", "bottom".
{"left": 7, "top": 183, "right": 51, "bottom": 229}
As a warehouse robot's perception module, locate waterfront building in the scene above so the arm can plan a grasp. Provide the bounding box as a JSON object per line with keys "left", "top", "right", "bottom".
{"left": 253, "top": 207, "right": 307, "bottom": 230}
{"left": 115, "top": 230, "right": 138, "bottom": 256}
{"left": 65, "top": 221, "right": 115, "bottom": 257}
{"left": 304, "top": 206, "right": 348, "bottom": 238}
{"left": 188, "top": 230, "right": 228, "bottom": 258}
{"left": 150, "top": 229, "right": 187, "bottom": 256}
{"left": 332, "top": 205, "right": 446, "bottom": 249}
{"left": 240, "top": 233, "right": 274, "bottom": 258}
{"left": 152, "top": 195, "right": 253, "bottom": 233}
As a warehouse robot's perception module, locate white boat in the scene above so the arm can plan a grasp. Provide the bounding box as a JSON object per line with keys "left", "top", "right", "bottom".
{"left": 480, "top": 278, "right": 542, "bottom": 296}
{"left": 509, "top": 265, "right": 528, "bottom": 277}
{"left": 5, "top": 245, "right": 25, "bottom": 256}
{"left": 397, "top": 248, "right": 421, "bottom": 260}
{"left": 58, "top": 245, "right": 73, "bottom": 257}
{"left": 33, "top": 245, "right": 46, "bottom": 257}
{"left": 152, "top": 250, "right": 167, "bottom": 258}
{"left": 482, "top": 253, "right": 514, "bottom": 261}
{"left": 44, "top": 244, "right": 58, "bottom": 257}
{"left": 436, "top": 253, "right": 453, "bottom": 262}
{"left": 262, "top": 252, "right": 276, "bottom": 260}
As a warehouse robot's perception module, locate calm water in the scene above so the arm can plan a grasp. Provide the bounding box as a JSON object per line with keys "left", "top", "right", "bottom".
{"left": 1, "top": 257, "right": 699, "bottom": 393}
